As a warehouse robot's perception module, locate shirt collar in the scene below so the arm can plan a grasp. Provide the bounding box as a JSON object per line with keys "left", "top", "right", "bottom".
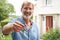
{"left": 21, "top": 16, "right": 33, "bottom": 31}
{"left": 21, "top": 16, "right": 33, "bottom": 25}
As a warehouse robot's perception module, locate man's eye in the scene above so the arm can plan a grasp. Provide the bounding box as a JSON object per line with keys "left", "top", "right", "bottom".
{"left": 24, "top": 8, "right": 32, "bottom": 10}
{"left": 29, "top": 8, "right": 32, "bottom": 10}
{"left": 24, "top": 8, "right": 27, "bottom": 10}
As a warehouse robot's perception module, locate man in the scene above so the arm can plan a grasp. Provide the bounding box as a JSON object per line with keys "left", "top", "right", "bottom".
{"left": 2, "top": 1, "right": 40, "bottom": 40}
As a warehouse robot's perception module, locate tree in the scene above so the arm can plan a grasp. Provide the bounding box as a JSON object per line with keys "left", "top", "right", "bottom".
{"left": 0, "top": 0, "right": 15, "bottom": 26}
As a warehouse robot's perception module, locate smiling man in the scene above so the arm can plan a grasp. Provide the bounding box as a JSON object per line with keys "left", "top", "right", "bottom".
{"left": 2, "top": 1, "right": 40, "bottom": 40}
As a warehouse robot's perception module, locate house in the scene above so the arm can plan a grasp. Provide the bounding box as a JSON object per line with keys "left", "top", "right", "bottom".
{"left": 33, "top": 0, "right": 60, "bottom": 37}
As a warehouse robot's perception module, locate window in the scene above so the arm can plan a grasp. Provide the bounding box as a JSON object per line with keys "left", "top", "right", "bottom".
{"left": 42, "top": 0, "right": 52, "bottom": 6}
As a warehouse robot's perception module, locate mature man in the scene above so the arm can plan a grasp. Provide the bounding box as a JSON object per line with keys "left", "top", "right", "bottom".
{"left": 2, "top": 1, "right": 40, "bottom": 40}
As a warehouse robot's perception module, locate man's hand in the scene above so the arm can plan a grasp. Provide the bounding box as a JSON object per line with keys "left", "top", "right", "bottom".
{"left": 13, "top": 21, "right": 24, "bottom": 32}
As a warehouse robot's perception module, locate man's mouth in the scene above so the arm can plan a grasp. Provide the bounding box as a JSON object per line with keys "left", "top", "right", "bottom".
{"left": 23, "top": 14, "right": 28, "bottom": 18}
{"left": 23, "top": 13, "right": 32, "bottom": 19}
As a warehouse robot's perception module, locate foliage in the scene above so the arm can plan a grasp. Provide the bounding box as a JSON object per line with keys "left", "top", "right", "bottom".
{"left": 42, "top": 28, "right": 60, "bottom": 40}
{"left": 1, "top": 21, "right": 8, "bottom": 27}
{"left": 0, "top": 0, "right": 15, "bottom": 40}
{"left": 30, "top": 15, "right": 33, "bottom": 19}
{"left": 1, "top": 17, "right": 14, "bottom": 26}
{"left": 0, "top": 34, "right": 12, "bottom": 40}
{"left": 0, "top": 0, "right": 15, "bottom": 21}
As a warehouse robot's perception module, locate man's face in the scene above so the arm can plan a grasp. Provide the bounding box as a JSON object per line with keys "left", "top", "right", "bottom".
{"left": 21, "top": 3, "right": 34, "bottom": 19}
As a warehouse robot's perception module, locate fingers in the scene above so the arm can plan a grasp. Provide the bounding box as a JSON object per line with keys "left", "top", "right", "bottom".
{"left": 15, "top": 21, "right": 24, "bottom": 27}
{"left": 13, "top": 23, "right": 23, "bottom": 28}
{"left": 13, "top": 25, "right": 22, "bottom": 32}
{"left": 13, "top": 26, "right": 19, "bottom": 32}
{"left": 13, "top": 21, "right": 24, "bottom": 32}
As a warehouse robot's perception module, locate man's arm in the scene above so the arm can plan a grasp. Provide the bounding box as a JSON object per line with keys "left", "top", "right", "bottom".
{"left": 2, "top": 21, "right": 24, "bottom": 35}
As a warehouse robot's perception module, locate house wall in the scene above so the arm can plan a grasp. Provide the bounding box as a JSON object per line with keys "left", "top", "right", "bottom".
{"left": 55, "top": 14, "right": 60, "bottom": 27}
{"left": 58, "top": 15, "right": 60, "bottom": 27}
{"left": 34, "top": 0, "right": 60, "bottom": 14}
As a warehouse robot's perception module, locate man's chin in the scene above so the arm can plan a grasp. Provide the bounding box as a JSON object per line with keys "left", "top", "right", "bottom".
{"left": 23, "top": 15, "right": 30, "bottom": 19}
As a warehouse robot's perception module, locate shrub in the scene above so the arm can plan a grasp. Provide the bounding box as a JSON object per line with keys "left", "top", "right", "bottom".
{"left": 42, "top": 28, "right": 60, "bottom": 40}
{"left": 1, "top": 21, "right": 8, "bottom": 27}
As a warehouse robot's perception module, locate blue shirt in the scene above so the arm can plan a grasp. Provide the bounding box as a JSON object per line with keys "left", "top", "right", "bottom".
{"left": 8, "top": 17, "right": 40, "bottom": 40}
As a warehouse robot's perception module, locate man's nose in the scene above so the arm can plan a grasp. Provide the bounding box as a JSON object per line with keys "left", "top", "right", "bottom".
{"left": 26, "top": 9, "right": 30, "bottom": 12}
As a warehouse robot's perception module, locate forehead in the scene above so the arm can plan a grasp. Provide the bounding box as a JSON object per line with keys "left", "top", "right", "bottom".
{"left": 22, "top": 2, "right": 34, "bottom": 8}
{"left": 24, "top": 4, "right": 33, "bottom": 8}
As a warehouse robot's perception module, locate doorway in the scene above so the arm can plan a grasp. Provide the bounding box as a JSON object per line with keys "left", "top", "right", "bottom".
{"left": 46, "top": 16, "right": 53, "bottom": 32}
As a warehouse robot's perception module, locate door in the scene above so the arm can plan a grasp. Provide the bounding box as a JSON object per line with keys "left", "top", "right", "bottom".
{"left": 46, "top": 16, "right": 53, "bottom": 32}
